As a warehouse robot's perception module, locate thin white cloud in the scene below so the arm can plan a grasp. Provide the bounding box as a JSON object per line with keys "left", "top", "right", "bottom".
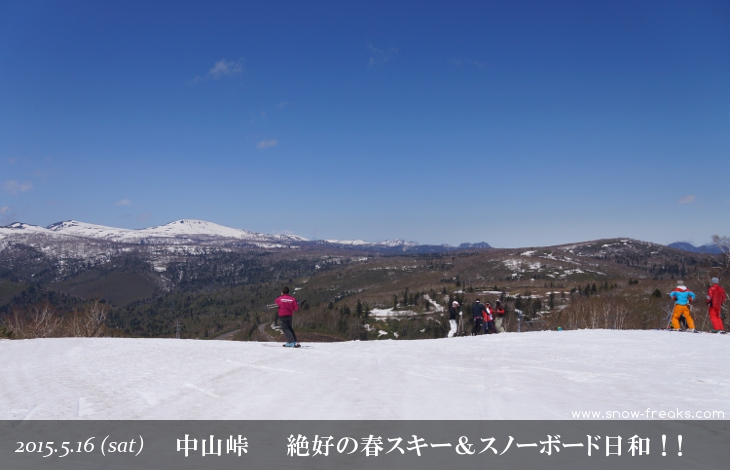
{"left": 210, "top": 59, "right": 243, "bottom": 78}
{"left": 193, "top": 58, "right": 244, "bottom": 84}
{"left": 7, "top": 157, "right": 18, "bottom": 164}
{"left": 679, "top": 195, "right": 696, "bottom": 204}
{"left": 3, "top": 180, "right": 32, "bottom": 195}
{"left": 137, "top": 213, "right": 152, "bottom": 222}
{"left": 116, "top": 198, "right": 132, "bottom": 206}
{"left": 0, "top": 205, "right": 15, "bottom": 225}
{"left": 256, "top": 139, "right": 278, "bottom": 149}
{"left": 367, "top": 43, "right": 398, "bottom": 67}
{"left": 451, "top": 58, "right": 486, "bottom": 69}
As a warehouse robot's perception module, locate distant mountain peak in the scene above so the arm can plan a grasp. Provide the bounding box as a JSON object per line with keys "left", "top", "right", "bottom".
{"left": 6, "top": 222, "right": 43, "bottom": 229}
{"left": 668, "top": 241, "right": 722, "bottom": 255}
{"left": 458, "top": 242, "right": 492, "bottom": 249}
{"left": 47, "top": 219, "right": 114, "bottom": 231}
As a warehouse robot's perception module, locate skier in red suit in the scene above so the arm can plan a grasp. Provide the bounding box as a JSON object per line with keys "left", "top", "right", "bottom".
{"left": 275, "top": 286, "right": 300, "bottom": 347}
{"left": 706, "top": 278, "right": 726, "bottom": 332}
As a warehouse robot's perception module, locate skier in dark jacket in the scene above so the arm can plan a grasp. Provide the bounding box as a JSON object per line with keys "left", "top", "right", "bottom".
{"left": 472, "top": 299, "right": 486, "bottom": 335}
{"left": 448, "top": 301, "right": 460, "bottom": 337}
{"left": 275, "top": 286, "right": 300, "bottom": 347}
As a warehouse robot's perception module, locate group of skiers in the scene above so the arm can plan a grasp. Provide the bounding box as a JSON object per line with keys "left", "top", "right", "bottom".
{"left": 274, "top": 277, "right": 727, "bottom": 346}
{"left": 447, "top": 298, "right": 506, "bottom": 337}
{"left": 443, "top": 277, "right": 728, "bottom": 338}
{"left": 669, "top": 278, "right": 727, "bottom": 333}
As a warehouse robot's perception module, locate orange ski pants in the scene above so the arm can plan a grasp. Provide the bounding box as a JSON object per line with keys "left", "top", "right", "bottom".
{"left": 671, "top": 304, "right": 695, "bottom": 330}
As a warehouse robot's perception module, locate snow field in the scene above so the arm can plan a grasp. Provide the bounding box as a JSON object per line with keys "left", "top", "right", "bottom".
{"left": 0, "top": 330, "right": 728, "bottom": 420}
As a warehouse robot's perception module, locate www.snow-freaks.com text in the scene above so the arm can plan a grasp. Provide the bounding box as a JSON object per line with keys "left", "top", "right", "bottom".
{"left": 571, "top": 409, "right": 724, "bottom": 419}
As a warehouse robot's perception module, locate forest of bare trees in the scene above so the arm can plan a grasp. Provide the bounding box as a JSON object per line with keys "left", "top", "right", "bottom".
{"left": 2, "top": 301, "right": 111, "bottom": 339}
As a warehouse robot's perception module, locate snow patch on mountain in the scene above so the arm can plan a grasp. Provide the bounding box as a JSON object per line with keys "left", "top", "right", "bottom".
{"left": 323, "top": 238, "right": 420, "bottom": 248}
{"left": 369, "top": 307, "right": 419, "bottom": 318}
{"left": 0, "top": 222, "right": 51, "bottom": 239}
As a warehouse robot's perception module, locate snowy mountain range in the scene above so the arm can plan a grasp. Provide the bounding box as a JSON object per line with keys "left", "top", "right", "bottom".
{"left": 1, "top": 219, "right": 305, "bottom": 246}
{"left": 3, "top": 218, "right": 723, "bottom": 255}
{"left": 0, "top": 219, "right": 469, "bottom": 253}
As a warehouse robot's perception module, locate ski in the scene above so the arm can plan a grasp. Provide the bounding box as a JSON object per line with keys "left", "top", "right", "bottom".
{"left": 261, "top": 343, "right": 313, "bottom": 349}
{"left": 656, "top": 329, "right": 726, "bottom": 334}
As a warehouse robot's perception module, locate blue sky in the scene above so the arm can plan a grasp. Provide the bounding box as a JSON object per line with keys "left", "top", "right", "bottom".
{"left": 1, "top": 0, "right": 728, "bottom": 247}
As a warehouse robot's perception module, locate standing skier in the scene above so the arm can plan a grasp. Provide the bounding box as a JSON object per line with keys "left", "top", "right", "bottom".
{"left": 706, "top": 277, "right": 727, "bottom": 332}
{"left": 483, "top": 302, "right": 496, "bottom": 334}
{"left": 494, "top": 300, "right": 506, "bottom": 333}
{"left": 669, "top": 280, "right": 696, "bottom": 332}
{"left": 472, "top": 298, "right": 486, "bottom": 335}
{"left": 448, "top": 301, "right": 461, "bottom": 338}
{"left": 275, "top": 286, "right": 300, "bottom": 347}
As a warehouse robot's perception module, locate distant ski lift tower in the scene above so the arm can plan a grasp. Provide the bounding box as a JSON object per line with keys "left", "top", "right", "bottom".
{"left": 175, "top": 318, "right": 181, "bottom": 339}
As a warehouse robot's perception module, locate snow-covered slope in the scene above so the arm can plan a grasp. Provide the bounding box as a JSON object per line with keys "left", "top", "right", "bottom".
{"left": 0, "top": 222, "right": 52, "bottom": 237}
{"left": 1, "top": 330, "right": 727, "bottom": 420}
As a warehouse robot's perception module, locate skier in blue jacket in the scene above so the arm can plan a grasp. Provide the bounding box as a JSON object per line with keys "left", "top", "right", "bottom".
{"left": 669, "top": 280, "right": 696, "bottom": 332}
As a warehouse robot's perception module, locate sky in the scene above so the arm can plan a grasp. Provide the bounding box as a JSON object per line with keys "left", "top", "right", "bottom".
{"left": 1, "top": 0, "right": 728, "bottom": 248}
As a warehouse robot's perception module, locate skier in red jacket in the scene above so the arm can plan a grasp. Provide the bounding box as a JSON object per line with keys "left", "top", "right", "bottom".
{"left": 706, "top": 278, "right": 727, "bottom": 332}
{"left": 483, "top": 302, "right": 496, "bottom": 334}
{"left": 275, "top": 286, "right": 300, "bottom": 347}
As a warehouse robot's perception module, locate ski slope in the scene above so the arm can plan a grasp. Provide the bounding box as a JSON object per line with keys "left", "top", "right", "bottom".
{"left": 0, "top": 330, "right": 728, "bottom": 420}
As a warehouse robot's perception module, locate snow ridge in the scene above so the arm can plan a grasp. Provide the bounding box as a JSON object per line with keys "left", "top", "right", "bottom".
{"left": 4, "top": 219, "right": 308, "bottom": 245}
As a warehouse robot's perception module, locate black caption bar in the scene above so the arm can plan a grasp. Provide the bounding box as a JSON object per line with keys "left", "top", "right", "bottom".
{"left": 2, "top": 420, "right": 729, "bottom": 470}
